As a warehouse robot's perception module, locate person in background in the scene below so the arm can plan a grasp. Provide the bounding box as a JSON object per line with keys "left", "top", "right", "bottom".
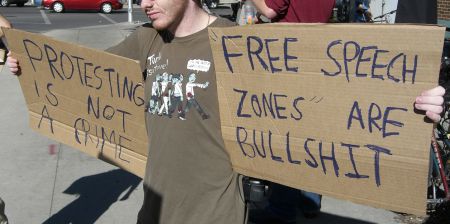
{"left": 250, "top": 1, "right": 332, "bottom": 223}
{"left": 252, "top": 0, "right": 335, "bottom": 23}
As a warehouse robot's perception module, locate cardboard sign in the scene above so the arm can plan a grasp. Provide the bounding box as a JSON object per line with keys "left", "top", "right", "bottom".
{"left": 4, "top": 29, "right": 148, "bottom": 177}
{"left": 208, "top": 23, "right": 445, "bottom": 215}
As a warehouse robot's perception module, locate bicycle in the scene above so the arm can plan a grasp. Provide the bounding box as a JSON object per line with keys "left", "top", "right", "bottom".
{"left": 371, "top": 9, "right": 396, "bottom": 23}
{"left": 429, "top": 119, "right": 450, "bottom": 213}
{"left": 427, "top": 38, "right": 450, "bottom": 214}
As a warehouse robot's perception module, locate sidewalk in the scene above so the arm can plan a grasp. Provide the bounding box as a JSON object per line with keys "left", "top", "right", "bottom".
{"left": 0, "top": 22, "right": 413, "bottom": 224}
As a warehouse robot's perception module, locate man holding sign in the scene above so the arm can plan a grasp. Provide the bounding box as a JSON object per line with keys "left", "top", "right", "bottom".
{"left": 5, "top": 1, "right": 446, "bottom": 224}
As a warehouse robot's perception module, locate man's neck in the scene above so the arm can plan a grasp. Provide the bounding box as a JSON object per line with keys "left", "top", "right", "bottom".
{"left": 169, "top": 4, "right": 217, "bottom": 37}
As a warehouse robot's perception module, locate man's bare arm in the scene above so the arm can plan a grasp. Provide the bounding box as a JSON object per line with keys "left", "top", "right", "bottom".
{"left": 252, "top": 0, "right": 278, "bottom": 19}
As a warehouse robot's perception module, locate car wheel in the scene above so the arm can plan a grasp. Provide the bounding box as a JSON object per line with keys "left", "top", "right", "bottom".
{"left": 208, "top": 0, "right": 218, "bottom": 9}
{"left": 101, "top": 3, "right": 112, "bottom": 14}
{"left": 0, "top": 0, "right": 9, "bottom": 7}
{"left": 17, "top": 2, "right": 24, "bottom": 6}
{"left": 52, "top": 2, "right": 64, "bottom": 13}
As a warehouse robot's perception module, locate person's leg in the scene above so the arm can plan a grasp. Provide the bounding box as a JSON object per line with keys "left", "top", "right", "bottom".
{"left": 298, "top": 190, "right": 322, "bottom": 218}
{"left": 266, "top": 183, "right": 299, "bottom": 220}
{"left": 249, "top": 182, "right": 299, "bottom": 224}
{"left": 231, "top": 2, "right": 240, "bottom": 20}
{"left": 249, "top": 182, "right": 298, "bottom": 224}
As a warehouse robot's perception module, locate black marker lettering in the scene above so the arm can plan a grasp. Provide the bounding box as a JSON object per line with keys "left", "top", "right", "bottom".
{"left": 23, "top": 39, "right": 42, "bottom": 72}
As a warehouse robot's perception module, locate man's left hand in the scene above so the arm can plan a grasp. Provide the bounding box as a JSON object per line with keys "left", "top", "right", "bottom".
{"left": 415, "top": 86, "right": 445, "bottom": 122}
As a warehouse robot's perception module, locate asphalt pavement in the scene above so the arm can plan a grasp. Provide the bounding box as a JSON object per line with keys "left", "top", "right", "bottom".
{"left": 0, "top": 13, "right": 417, "bottom": 224}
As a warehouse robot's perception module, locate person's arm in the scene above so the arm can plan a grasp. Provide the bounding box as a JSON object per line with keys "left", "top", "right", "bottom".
{"left": 252, "top": 0, "right": 278, "bottom": 19}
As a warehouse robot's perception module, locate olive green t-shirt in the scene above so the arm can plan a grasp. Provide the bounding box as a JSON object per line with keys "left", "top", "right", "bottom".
{"left": 108, "top": 18, "right": 245, "bottom": 224}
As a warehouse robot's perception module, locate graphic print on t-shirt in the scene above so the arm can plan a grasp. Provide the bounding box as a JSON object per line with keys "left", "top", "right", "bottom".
{"left": 145, "top": 53, "right": 211, "bottom": 121}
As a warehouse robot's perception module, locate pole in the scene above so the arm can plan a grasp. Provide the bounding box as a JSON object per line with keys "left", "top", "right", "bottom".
{"left": 128, "top": 0, "right": 133, "bottom": 23}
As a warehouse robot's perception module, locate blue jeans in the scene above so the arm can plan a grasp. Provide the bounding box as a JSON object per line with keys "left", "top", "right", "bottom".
{"left": 266, "top": 183, "right": 322, "bottom": 221}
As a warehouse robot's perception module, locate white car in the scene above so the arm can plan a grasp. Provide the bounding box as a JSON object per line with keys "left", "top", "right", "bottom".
{"left": 204, "top": 0, "right": 240, "bottom": 9}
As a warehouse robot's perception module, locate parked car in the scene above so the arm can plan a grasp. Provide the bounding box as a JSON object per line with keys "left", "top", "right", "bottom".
{"left": 42, "top": 0, "right": 123, "bottom": 13}
{"left": 203, "top": 0, "right": 239, "bottom": 9}
{"left": 0, "top": 0, "right": 28, "bottom": 7}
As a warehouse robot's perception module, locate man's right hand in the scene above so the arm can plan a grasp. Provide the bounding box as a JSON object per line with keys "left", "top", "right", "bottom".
{"left": 6, "top": 52, "right": 20, "bottom": 75}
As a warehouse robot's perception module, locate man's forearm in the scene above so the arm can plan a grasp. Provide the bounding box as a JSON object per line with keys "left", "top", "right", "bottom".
{"left": 252, "top": 0, "right": 278, "bottom": 19}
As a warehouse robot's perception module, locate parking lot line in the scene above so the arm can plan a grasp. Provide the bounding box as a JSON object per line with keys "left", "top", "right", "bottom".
{"left": 40, "top": 10, "right": 51, "bottom": 25}
{"left": 98, "top": 13, "right": 117, "bottom": 24}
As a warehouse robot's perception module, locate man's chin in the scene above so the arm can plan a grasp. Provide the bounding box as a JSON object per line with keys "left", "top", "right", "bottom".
{"left": 151, "top": 21, "right": 168, "bottom": 31}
